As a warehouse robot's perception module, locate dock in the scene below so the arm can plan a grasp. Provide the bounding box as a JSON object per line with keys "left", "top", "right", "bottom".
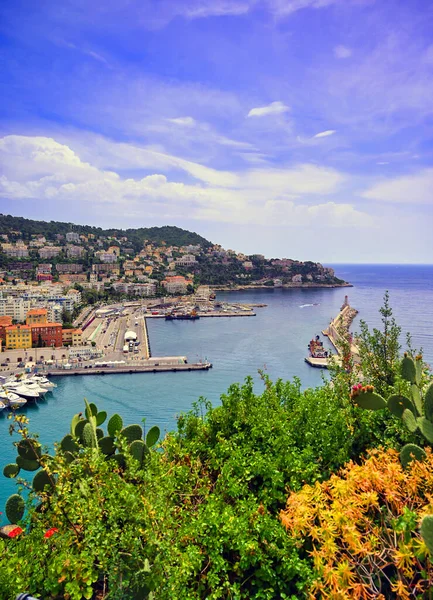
{"left": 46, "top": 362, "right": 212, "bottom": 376}
{"left": 146, "top": 311, "right": 256, "bottom": 318}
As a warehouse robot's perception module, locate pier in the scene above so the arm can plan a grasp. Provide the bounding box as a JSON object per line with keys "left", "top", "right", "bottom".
{"left": 45, "top": 361, "right": 212, "bottom": 377}
{"left": 305, "top": 296, "right": 359, "bottom": 369}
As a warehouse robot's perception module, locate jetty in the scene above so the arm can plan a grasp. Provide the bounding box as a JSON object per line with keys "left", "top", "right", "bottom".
{"left": 45, "top": 360, "right": 212, "bottom": 377}
{"left": 305, "top": 296, "right": 359, "bottom": 369}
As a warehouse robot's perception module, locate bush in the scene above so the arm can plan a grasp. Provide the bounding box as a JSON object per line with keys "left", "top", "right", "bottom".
{"left": 280, "top": 448, "right": 433, "bottom": 599}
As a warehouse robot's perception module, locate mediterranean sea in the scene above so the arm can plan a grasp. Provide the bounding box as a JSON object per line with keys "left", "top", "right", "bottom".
{"left": 1, "top": 264, "right": 433, "bottom": 509}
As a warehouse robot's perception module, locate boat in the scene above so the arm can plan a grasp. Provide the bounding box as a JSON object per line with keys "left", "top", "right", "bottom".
{"left": 2, "top": 382, "right": 40, "bottom": 401}
{"left": 28, "top": 375, "right": 56, "bottom": 390}
{"left": 0, "top": 390, "right": 27, "bottom": 408}
{"left": 0, "top": 400, "right": 5, "bottom": 411}
{"left": 165, "top": 310, "right": 200, "bottom": 321}
{"left": 308, "top": 335, "right": 329, "bottom": 359}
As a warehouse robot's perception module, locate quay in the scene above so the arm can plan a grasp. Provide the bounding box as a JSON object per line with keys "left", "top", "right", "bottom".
{"left": 146, "top": 311, "right": 256, "bottom": 318}
{"left": 45, "top": 361, "right": 212, "bottom": 377}
{"left": 305, "top": 296, "right": 359, "bottom": 369}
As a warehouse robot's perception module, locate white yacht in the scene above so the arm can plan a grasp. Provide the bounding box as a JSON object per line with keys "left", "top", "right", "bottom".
{"left": 0, "top": 390, "right": 27, "bottom": 408}
{"left": 2, "top": 381, "right": 40, "bottom": 401}
{"left": 29, "top": 375, "right": 56, "bottom": 390}
{"left": 0, "top": 399, "right": 5, "bottom": 411}
{"left": 19, "top": 380, "right": 47, "bottom": 397}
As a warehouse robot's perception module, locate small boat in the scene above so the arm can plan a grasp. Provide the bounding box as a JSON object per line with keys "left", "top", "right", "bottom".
{"left": 165, "top": 310, "right": 200, "bottom": 321}
{"left": 0, "top": 390, "right": 27, "bottom": 408}
{"left": 308, "top": 335, "right": 329, "bottom": 359}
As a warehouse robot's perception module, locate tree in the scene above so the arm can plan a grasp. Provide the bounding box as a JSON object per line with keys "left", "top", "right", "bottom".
{"left": 356, "top": 291, "right": 401, "bottom": 395}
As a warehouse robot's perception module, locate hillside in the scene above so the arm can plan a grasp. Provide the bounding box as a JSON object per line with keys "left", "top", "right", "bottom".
{"left": 0, "top": 214, "right": 212, "bottom": 251}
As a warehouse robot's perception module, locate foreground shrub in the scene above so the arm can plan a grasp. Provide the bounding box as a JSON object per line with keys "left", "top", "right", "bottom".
{"left": 280, "top": 448, "right": 433, "bottom": 599}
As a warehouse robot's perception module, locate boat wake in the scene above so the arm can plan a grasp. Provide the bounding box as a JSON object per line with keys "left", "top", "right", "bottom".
{"left": 299, "top": 303, "right": 320, "bottom": 308}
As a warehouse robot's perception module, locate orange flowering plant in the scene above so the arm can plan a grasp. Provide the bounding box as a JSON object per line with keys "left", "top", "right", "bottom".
{"left": 280, "top": 448, "right": 433, "bottom": 599}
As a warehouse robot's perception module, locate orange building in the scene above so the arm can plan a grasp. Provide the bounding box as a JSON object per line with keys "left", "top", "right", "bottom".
{"left": 0, "top": 316, "right": 13, "bottom": 342}
{"left": 30, "top": 323, "right": 63, "bottom": 347}
{"left": 26, "top": 308, "right": 48, "bottom": 325}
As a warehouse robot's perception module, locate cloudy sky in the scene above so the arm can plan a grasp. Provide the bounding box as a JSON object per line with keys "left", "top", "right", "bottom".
{"left": 1, "top": 0, "right": 432, "bottom": 263}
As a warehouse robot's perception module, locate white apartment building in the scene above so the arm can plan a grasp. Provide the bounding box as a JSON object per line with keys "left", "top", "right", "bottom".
{"left": 48, "top": 304, "right": 63, "bottom": 323}
{"left": 0, "top": 296, "right": 32, "bottom": 321}
{"left": 39, "top": 246, "right": 62, "bottom": 259}
{"left": 175, "top": 254, "right": 197, "bottom": 267}
{"left": 95, "top": 251, "right": 117, "bottom": 263}
{"left": 66, "top": 232, "right": 80, "bottom": 243}
{"left": 66, "top": 245, "right": 85, "bottom": 258}
{"left": 3, "top": 244, "right": 29, "bottom": 258}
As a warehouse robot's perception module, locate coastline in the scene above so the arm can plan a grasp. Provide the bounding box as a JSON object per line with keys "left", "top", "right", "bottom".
{"left": 211, "top": 282, "right": 353, "bottom": 291}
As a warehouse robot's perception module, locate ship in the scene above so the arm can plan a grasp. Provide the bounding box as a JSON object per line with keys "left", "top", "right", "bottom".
{"left": 165, "top": 310, "right": 200, "bottom": 321}
{"left": 308, "top": 335, "right": 329, "bottom": 359}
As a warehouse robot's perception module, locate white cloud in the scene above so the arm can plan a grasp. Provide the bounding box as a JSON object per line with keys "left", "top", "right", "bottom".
{"left": 267, "top": 0, "right": 338, "bottom": 17}
{"left": 0, "top": 134, "right": 368, "bottom": 228}
{"left": 166, "top": 116, "right": 197, "bottom": 127}
{"left": 183, "top": 1, "right": 252, "bottom": 18}
{"left": 313, "top": 129, "right": 337, "bottom": 138}
{"left": 334, "top": 45, "right": 352, "bottom": 59}
{"left": 247, "top": 101, "right": 290, "bottom": 118}
{"left": 361, "top": 168, "right": 433, "bottom": 204}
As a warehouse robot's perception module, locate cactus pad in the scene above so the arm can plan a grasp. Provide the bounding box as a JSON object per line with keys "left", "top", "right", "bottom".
{"left": 402, "top": 409, "right": 418, "bottom": 432}
{"left": 120, "top": 424, "right": 143, "bottom": 444}
{"left": 5, "top": 494, "right": 25, "bottom": 524}
{"left": 64, "top": 451, "right": 75, "bottom": 464}
{"left": 75, "top": 419, "right": 88, "bottom": 439}
{"left": 96, "top": 427, "right": 104, "bottom": 440}
{"left": 354, "top": 391, "right": 387, "bottom": 410}
{"left": 401, "top": 355, "right": 416, "bottom": 383}
{"left": 3, "top": 463, "right": 20, "bottom": 478}
{"left": 82, "top": 422, "right": 96, "bottom": 448}
{"left": 130, "top": 440, "right": 149, "bottom": 465}
{"left": 60, "top": 434, "right": 79, "bottom": 454}
{"left": 99, "top": 436, "right": 115, "bottom": 455}
{"left": 146, "top": 426, "right": 160, "bottom": 448}
{"left": 108, "top": 414, "right": 123, "bottom": 437}
{"left": 410, "top": 384, "right": 422, "bottom": 416}
{"left": 417, "top": 417, "right": 433, "bottom": 443}
{"left": 17, "top": 439, "right": 41, "bottom": 461}
{"left": 420, "top": 515, "right": 433, "bottom": 554}
{"left": 424, "top": 381, "right": 433, "bottom": 421}
{"left": 16, "top": 456, "right": 40, "bottom": 472}
{"left": 96, "top": 411, "right": 107, "bottom": 426}
{"left": 387, "top": 395, "right": 414, "bottom": 419}
{"left": 84, "top": 400, "right": 98, "bottom": 420}
{"left": 400, "top": 444, "right": 426, "bottom": 469}
{"left": 70, "top": 413, "right": 82, "bottom": 437}
{"left": 111, "top": 453, "right": 126, "bottom": 469}
{"left": 32, "top": 469, "right": 53, "bottom": 493}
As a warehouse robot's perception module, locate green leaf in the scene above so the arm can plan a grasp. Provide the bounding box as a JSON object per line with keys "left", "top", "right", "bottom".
{"left": 424, "top": 381, "right": 433, "bottom": 421}
{"left": 411, "top": 384, "right": 423, "bottom": 416}
{"left": 420, "top": 515, "right": 433, "bottom": 554}
{"left": 16, "top": 456, "right": 40, "bottom": 472}
{"left": 354, "top": 392, "right": 387, "bottom": 410}
{"left": 107, "top": 414, "right": 123, "bottom": 437}
{"left": 96, "top": 411, "right": 107, "bottom": 426}
{"left": 400, "top": 444, "right": 426, "bottom": 469}
{"left": 387, "top": 395, "right": 414, "bottom": 419}
{"left": 5, "top": 494, "right": 25, "bottom": 523}
{"left": 401, "top": 356, "right": 416, "bottom": 383}
{"left": 32, "top": 469, "right": 53, "bottom": 493}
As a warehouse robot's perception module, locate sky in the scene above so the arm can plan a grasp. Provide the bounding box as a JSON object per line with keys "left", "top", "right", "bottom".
{"left": 0, "top": 0, "right": 432, "bottom": 263}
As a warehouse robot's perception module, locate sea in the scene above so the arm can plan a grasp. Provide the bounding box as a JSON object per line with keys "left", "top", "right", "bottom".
{"left": 1, "top": 264, "right": 432, "bottom": 509}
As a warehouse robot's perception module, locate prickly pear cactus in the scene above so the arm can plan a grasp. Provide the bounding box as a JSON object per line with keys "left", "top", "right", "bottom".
{"left": 75, "top": 419, "right": 88, "bottom": 440}
{"left": 420, "top": 515, "right": 433, "bottom": 554}
{"left": 5, "top": 494, "right": 25, "bottom": 524}
{"left": 425, "top": 381, "right": 433, "bottom": 421}
{"left": 96, "top": 411, "right": 107, "bottom": 426}
{"left": 400, "top": 444, "right": 426, "bottom": 470}
{"left": 418, "top": 417, "right": 433, "bottom": 443}
{"left": 17, "top": 439, "right": 41, "bottom": 461}
{"left": 99, "top": 436, "right": 115, "bottom": 455}
{"left": 3, "top": 463, "right": 20, "bottom": 478}
{"left": 402, "top": 409, "right": 418, "bottom": 432}
{"left": 119, "top": 424, "right": 142, "bottom": 444}
{"left": 32, "top": 469, "right": 53, "bottom": 493}
{"left": 60, "top": 434, "right": 79, "bottom": 454}
{"left": 146, "top": 426, "right": 160, "bottom": 448}
{"left": 16, "top": 456, "right": 40, "bottom": 472}
{"left": 82, "top": 422, "right": 97, "bottom": 448}
{"left": 401, "top": 354, "right": 416, "bottom": 383}
{"left": 350, "top": 384, "right": 386, "bottom": 410}
{"left": 108, "top": 414, "right": 123, "bottom": 437}
{"left": 130, "top": 440, "right": 149, "bottom": 466}
{"left": 387, "top": 395, "right": 414, "bottom": 418}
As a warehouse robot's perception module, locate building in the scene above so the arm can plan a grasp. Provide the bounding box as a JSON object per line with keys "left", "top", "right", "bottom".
{"left": 3, "top": 244, "right": 29, "bottom": 258}
{"left": 62, "top": 328, "right": 83, "bottom": 346}
{"left": 5, "top": 324, "right": 32, "bottom": 349}
{"left": 161, "top": 276, "right": 192, "bottom": 294}
{"left": 66, "top": 232, "right": 80, "bottom": 243}
{"left": 38, "top": 246, "right": 62, "bottom": 259}
{"left": 108, "top": 246, "right": 120, "bottom": 257}
{"left": 58, "top": 273, "right": 87, "bottom": 283}
{"left": 0, "top": 316, "right": 13, "bottom": 342}
{"left": 56, "top": 264, "right": 83, "bottom": 274}
{"left": 0, "top": 297, "right": 32, "bottom": 322}
{"left": 66, "top": 245, "right": 85, "bottom": 258}
{"left": 37, "top": 264, "right": 52, "bottom": 274}
{"left": 48, "top": 304, "right": 63, "bottom": 323}
{"left": 175, "top": 255, "right": 197, "bottom": 267}
{"left": 92, "top": 263, "right": 120, "bottom": 275}
{"left": 30, "top": 323, "right": 63, "bottom": 347}
{"left": 26, "top": 308, "right": 48, "bottom": 325}
{"left": 95, "top": 251, "right": 117, "bottom": 263}
{"left": 37, "top": 273, "right": 53, "bottom": 282}
{"left": 292, "top": 274, "right": 303, "bottom": 283}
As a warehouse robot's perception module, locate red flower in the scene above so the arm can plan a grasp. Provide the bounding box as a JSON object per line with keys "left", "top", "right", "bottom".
{"left": 44, "top": 527, "right": 58, "bottom": 539}
{"left": 8, "top": 526, "right": 23, "bottom": 538}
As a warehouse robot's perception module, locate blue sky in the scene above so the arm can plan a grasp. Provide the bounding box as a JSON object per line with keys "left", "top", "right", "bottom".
{"left": 0, "top": 0, "right": 432, "bottom": 263}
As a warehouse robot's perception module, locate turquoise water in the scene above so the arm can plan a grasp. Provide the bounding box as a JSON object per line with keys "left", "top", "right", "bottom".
{"left": 1, "top": 264, "right": 432, "bottom": 509}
